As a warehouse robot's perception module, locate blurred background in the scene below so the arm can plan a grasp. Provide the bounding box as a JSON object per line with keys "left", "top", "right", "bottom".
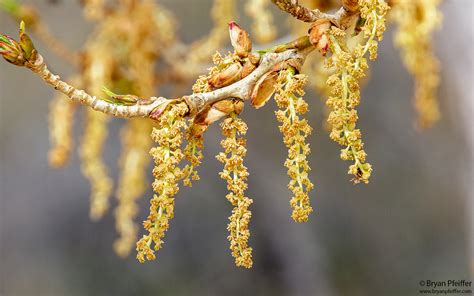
{"left": 0, "top": 1, "right": 472, "bottom": 295}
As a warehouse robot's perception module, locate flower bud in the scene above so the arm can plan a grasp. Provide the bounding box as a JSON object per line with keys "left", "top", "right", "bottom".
{"left": 248, "top": 52, "right": 260, "bottom": 65}
{"left": 194, "top": 105, "right": 226, "bottom": 126}
{"left": 229, "top": 21, "right": 252, "bottom": 58}
{"left": 251, "top": 71, "right": 278, "bottom": 109}
{"left": 208, "top": 63, "right": 242, "bottom": 89}
{"left": 194, "top": 99, "right": 244, "bottom": 127}
{"left": 214, "top": 99, "right": 244, "bottom": 115}
{"left": 0, "top": 34, "right": 22, "bottom": 65}
{"left": 241, "top": 61, "right": 257, "bottom": 79}
{"left": 309, "top": 19, "right": 331, "bottom": 56}
{"left": 149, "top": 99, "right": 172, "bottom": 120}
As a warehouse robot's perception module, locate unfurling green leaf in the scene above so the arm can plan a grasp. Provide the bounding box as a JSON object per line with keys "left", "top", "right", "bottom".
{"left": 19, "top": 21, "right": 35, "bottom": 59}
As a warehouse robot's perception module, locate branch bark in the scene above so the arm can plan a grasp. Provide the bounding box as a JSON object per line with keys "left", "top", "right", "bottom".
{"left": 22, "top": 45, "right": 311, "bottom": 119}
{"left": 25, "top": 53, "right": 168, "bottom": 118}
{"left": 4, "top": 0, "right": 363, "bottom": 121}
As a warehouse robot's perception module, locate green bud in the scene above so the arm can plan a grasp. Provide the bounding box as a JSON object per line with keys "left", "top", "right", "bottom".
{"left": 102, "top": 87, "right": 139, "bottom": 106}
{"left": 19, "top": 21, "right": 35, "bottom": 59}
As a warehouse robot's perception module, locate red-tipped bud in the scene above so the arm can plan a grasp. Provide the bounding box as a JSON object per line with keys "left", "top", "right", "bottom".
{"left": 309, "top": 19, "right": 331, "bottom": 56}
{"left": 0, "top": 34, "right": 22, "bottom": 65}
{"left": 229, "top": 21, "right": 252, "bottom": 58}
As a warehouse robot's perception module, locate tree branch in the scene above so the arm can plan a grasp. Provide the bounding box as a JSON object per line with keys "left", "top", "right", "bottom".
{"left": 183, "top": 48, "right": 310, "bottom": 116}
{"left": 16, "top": 40, "right": 311, "bottom": 120}
{"left": 1, "top": 17, "right": 330, "bottom": 122}
{"left": 25, "top": 52, "right": 168, "bottom": 118}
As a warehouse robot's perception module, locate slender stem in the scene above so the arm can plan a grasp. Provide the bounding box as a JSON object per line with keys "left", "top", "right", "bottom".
{"left": 25, "top": 52, "right": 168, "bottom": 118}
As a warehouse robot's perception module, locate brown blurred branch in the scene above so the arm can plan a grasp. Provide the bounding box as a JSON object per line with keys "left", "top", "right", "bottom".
{"left": 271, "top": 0, "right": 360, "bottom": 29}
{"left": 271, "top": 0, "right": 335, "bottom": 22}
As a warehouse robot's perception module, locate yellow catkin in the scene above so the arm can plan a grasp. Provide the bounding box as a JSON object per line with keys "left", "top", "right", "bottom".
{"left": 80, "top": 109, "right": 113, "bottom": 221}
{"left": 113, "top": 0, "right": 175, "bottom": 257}
{"left": 275, "top": 69, "right": 314, "bottom": 223}
{"left": 245, "top": 0, "right": 277, "bottom": 44}
{"left": 216, "top": 114, "right": 253, "bottom": 268}
{"left": 48, "top": 78, "right": 79, "bottom": 168}
{"left": 80, "top": 47, "right": 115, "bottom": 221}
{"left": 136, "top": 103, "right": 189, "bottom": 263}
{"left": 392, "top": 0, "right": 443, "bottom": 129}
{"left": 182, "top": 124, "right": 204, "bottom": 187}
{"left": 114, "top": 119, "right": 153, "bottom": 257}
{"left": 326, "top": 0, "right": 389, "bottom": 184}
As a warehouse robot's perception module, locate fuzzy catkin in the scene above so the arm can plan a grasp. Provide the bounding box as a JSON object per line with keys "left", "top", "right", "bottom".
{"left": 48, "top": 86, "right": 77, "bottom": 168}
{"left": 326, "top": 0, "right": 389, "bottom": 184}
{"left": 79, "top": 46, "right": 115, "bottom": 221}
{"left": 114, "top": 119, "right": 153, "bottom": 257}
{"left": 182, "top": 124, "right": 204, "bottom": 187}
{"left": 136, "top": 103, "right": 188, "bottom": 263}
{"left": 275, "top": 69, "right": 314, "bottom": 222}
{"left": 113, "top": 0, "right": 176, "bottom": 257}
{"left": 216, "top": 115, "right": 253, "bottom": 268}
{"left": 80, "top": 109, "right": 113, "bottom": 221}
{"left": 393, "top": 0, "right": 442, "bottom": 129}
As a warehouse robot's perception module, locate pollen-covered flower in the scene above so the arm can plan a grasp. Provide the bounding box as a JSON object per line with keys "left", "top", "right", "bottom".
{"left": 182, "top": 123, "right": 204, "bottom": 187}
{"left": 325, "top": 0, "right": 388, "bottom": 184}
{"left": 216, "top": 113, "right": 253, "bottom": 268}
{"left": 274, "top": 69, "right": 314, "bottom": 223}
{"left": 136, "top": 102, "right": 189, "bottom": 263}
{"left": 114, "top": 119, "right": 153, "bottom": 258}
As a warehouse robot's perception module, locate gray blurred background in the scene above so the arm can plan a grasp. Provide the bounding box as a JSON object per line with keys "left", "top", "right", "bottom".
{"left": 0, "top": 1, "right": 473, "bottom": 295}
